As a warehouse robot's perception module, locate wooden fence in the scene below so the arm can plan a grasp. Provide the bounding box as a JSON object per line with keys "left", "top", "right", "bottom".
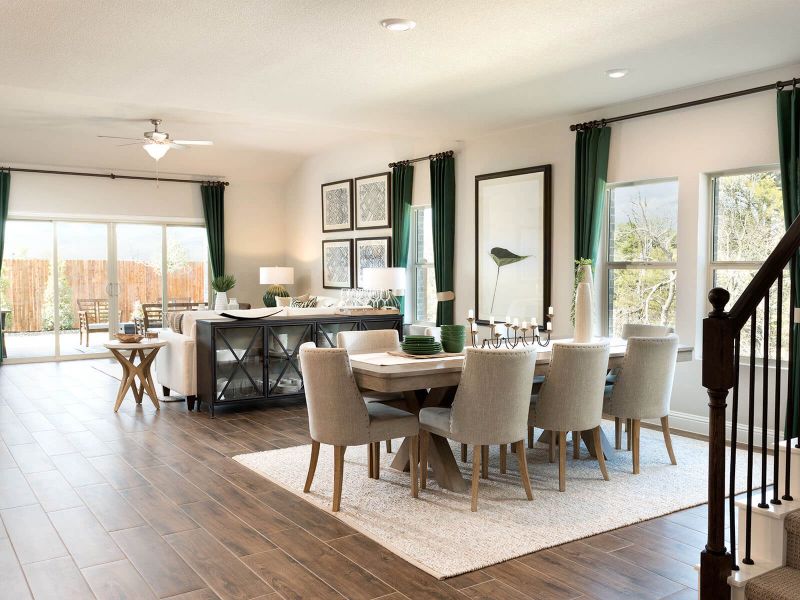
{"left": 1, "top": 259, "right": 206, "bottom": 332}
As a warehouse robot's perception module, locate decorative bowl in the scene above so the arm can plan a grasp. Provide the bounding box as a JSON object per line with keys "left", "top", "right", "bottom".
{"left": 116, "top": 333, "right": 144, "bottom": 343}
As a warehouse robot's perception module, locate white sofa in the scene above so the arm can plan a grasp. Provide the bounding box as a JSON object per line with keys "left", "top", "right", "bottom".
{"left": 155, "top": 298, "right": 341, "bottom": 403}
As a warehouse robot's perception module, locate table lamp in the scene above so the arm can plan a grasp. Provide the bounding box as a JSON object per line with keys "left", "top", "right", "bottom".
{"left": 260, "top": 266, "right": 294, "bottom": 307}
{"left": 362, "top": 267, "right": 406, "bottom": 310}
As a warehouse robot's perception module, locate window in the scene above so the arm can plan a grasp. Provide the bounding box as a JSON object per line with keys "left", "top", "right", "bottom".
{"left": 605, "top": 179, "right": 678, "bottom": 337}
{"left": 412, "top": 206, "right": 437, "bottom": 324}
{"left": 710, "top": 168, "right": 786, "bottom": 358}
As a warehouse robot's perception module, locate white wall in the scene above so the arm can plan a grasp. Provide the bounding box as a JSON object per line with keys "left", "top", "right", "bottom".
{"left": 7, "top": 168, "right": 285, "bottom": 307}
{"left": 284, "top": 63, "right": 800, "bottom": 437}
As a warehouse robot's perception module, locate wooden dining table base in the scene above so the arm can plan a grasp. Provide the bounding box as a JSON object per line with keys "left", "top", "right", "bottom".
{"left": 389, "top": 387, "right": 468, "bottom": 493}
{"left": 109, "top": 347, "right": 161, "bottom": 412}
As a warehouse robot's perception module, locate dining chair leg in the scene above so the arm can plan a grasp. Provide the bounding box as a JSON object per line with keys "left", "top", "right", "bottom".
{"left": 558, "top": 431, "right": 567, "bottom": 492}
{"left": 481, "top": 445, "right": 489, "bottom": 479}
{"left": 368, "top": 442, "right": 375, "bottom": 479}
{"left": 626, "top": 418, "right": 633, "bottom": 451}
{"left": 386, "top": 439, "right": 392, "bottom": 454}
{"left": 515, "top": 440, "right": 533, "bottom": 501}
{"left": 461, "top": 443, "right": 467, "bottom": 462}
{"left": 548, "top": 432, "right": 555, "bottom": 463}
{"left": 419, "top": 430, "right": 429, "bottom": 489}
{"left": 632, "top": 419, "right": 641, "bottom": 474}
{"left": 528, "top": 425, "right": 534, "bottom": 449}
{"left": 573, "top": 431, "right": 581, "bottom": 459}
{"left": 661, "top": 416, "right": 677, "bottom": 465}
{"left": 499, "top": 444, "right": 507, "bottom": 474}
{"left": 304, "top": 441, "right": 320, "bottom": 492}
{"left": 373, "top": 442, "right": 380, "bottom": 480}
{"left": 332, "top": 445, "right": 346, "bottom": 512}
{"left": 614, "top": 417, "right": 622, "bottom": 450}
{"left": 409, "top": 435, "right": 419, "bottom": 498}
{"left": 471, "top": 444, "right": 481, "bottom": 512}
{"left": 593, "top": 427, "right": 610, "bottom": 481}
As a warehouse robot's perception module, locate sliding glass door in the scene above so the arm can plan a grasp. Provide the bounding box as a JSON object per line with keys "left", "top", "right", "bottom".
{"left": 0, "top": 218, "right": 208, "bottom": 362}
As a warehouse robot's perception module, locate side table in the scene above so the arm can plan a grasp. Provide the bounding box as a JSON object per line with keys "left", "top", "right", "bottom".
{"left": 104, "top": 340, "right": 167, "bottom": 412}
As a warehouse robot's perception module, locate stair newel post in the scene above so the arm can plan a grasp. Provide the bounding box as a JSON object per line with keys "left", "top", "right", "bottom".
{"left": 701, "top": 288, "right": 735, "bottom": 600}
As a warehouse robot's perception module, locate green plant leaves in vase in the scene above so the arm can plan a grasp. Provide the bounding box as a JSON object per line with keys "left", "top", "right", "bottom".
{"left": 489, "top": 247, "right": 530, "bottom": 313}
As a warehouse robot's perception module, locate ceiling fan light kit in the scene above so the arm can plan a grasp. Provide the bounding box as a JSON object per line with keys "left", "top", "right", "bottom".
{"left": 98, "top": 118, "right": 213, "bottom": 162}
{"left": 143, "top": 142, "right": 169, "bottom": 161}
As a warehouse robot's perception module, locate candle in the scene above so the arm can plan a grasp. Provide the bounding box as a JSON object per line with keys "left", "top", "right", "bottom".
{"left": 532, "top": 318, "right": 538, "bottom": 328}
{"left": 505, "top": 315, "right": 511, "bottom": 324}
{"left": 468, "top": 309, "right": 474, "bottom": 319}
{"left": 522, "top": 321, "right": 528, "bottom": 329}
{"left": 548, "top": 306, "right": 554, "bottom": 316}
{"left": 489, "top": 316, "right": 495, "bottom": 325}
{"left": 546, "top": 322, "right": 553, "bottom": 331}
{"left": 513, "top": 318, "right": 519, "bottom": 327}
{"left": 471, "top": 322, "right": 478, "bottom": 332}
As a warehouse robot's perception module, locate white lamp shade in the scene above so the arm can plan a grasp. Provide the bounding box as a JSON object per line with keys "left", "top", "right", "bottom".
{"left": 260, "top": 266, "right": 294, "bottom": 285}
{"left": 143, "top": 143, "right": 169, "bottom": 161}
{"left": 362, "top": 267, "right": 406, "bottom": 291}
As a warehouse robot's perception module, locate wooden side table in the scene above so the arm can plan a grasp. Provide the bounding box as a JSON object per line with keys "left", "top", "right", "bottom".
{"left": 104, "top": 340, "right": 167, "bottom": 412}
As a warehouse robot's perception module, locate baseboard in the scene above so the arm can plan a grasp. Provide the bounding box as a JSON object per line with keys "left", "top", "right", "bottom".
{"left": 665, "top": 410, "right": 784, "bottom": 444}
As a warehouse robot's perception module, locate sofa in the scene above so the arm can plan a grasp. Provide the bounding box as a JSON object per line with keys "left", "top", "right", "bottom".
{"left": 155, "top": 296, "right": 341, "bottom": 402}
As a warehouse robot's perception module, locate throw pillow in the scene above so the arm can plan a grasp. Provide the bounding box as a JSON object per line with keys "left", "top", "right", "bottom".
{"left": 168, "top": 312, "right": 184, "bottom": 334}
{"left": 290, "top": 296, "right": 318, "bottom": 308}
{"left": 275, "top": 296, "right": 292, "bottom": 307}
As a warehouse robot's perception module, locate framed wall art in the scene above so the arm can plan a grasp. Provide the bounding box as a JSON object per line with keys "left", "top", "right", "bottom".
{"left": 355, "top": 172, "right": 391, "bottom": 230}
{"left": 475, "top": 165, "right": 552, "bottom": 325}
{"left": 321, "top": 239, "right": 354, "bottom": 289}
{"left": 321, "top": 179, "right": 353, "bottom": 232}
{"left": 355, "top": 236, "right": 392, "bottom": 288}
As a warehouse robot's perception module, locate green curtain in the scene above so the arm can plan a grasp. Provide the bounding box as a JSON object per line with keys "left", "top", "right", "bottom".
{"left": 431, "top": 154, "right": 455, "bottom": 326}
{"left": 574, "top": 126, "right": 612, "bottom": 266}
{"left": 778, "top": 87, "right": 800, "bottom": 438}
{"left": 0, "top": 171, "right": 8, "bottom": 365}
{"left": 391, "top": 163, "right": 414, "bottom": 315}
{"left": 201, "top": 183, "right": 225, "bottom": 280}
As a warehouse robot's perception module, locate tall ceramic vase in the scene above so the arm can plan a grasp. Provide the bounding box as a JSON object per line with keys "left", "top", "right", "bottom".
{"left": 214, "top": 291, "right": 228, "bottom": 311}
{"left": 574, "top": 282, "right": 593, "bottom": 343}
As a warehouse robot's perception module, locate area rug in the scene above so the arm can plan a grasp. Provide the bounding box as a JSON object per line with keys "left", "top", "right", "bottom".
{"left": 234, "top": 423, "right": 770, "bottom": 579}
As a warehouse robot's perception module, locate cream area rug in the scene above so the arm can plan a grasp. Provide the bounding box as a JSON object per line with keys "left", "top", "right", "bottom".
{"left": 234, "top": 423, "right": 770, "bottom": 579}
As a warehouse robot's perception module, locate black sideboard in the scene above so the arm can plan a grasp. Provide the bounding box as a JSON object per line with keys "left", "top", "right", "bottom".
{"left": 196, "top": 314, "right": 403, "bottom": 416}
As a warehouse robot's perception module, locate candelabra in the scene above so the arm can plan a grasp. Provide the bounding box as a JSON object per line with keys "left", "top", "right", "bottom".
{"left": 466, "top": 318, "right": 552, "bottom": 349}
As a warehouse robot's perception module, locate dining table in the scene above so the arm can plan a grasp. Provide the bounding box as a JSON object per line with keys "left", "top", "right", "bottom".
{"left": 349, "top": 337, "right": 693, "bottom": 492}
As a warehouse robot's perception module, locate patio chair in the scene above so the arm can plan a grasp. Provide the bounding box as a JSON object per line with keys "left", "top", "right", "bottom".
{"left": 77, "top": 299, "right": 110, "bottom": 347}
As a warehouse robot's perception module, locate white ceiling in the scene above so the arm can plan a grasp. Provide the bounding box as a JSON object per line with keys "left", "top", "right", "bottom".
{"left": 1, "top": 0, "right": 799, "bottom": 181}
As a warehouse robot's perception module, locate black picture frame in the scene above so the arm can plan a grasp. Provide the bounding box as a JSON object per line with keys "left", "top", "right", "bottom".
{"left": 475, "top": 165, "right": 552, "bottom": 326}
{"left": 321, "top": 179, "right": 354, "bottom": 233}
{"left": 354, "top": 172, "right": 392, "bottom": 230}
{"left": 355, "top": 236, "right": 393, "bottom": 288}
{"left": 321, "top": 239, "right": 354, "bottom": 289}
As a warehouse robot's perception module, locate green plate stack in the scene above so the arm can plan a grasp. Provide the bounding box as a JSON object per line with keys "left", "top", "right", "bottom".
{"left": 440, "top": 325, "right": 466, "bottom": 353}
{"left": 401, "top": 335, "right": 442, "bottom": 355}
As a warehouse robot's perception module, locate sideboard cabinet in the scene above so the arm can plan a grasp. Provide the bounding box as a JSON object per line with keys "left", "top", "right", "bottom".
{"left": 196, "top": 314, "right": 402, "bottom": 416}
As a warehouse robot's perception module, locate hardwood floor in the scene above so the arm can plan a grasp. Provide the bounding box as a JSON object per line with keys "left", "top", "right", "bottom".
{"left": 0, "top": 359, "right": 709, "bottom": 599}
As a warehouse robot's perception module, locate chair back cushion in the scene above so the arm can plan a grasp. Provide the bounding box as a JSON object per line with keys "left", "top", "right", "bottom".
{"left": 535, "top": 342, "right": 610, "bottom": 432}
{"left": 336, "top": 329, "right": 401, "bottom": 353}
{"left": 298, "top": 343, "right": 370, "bottom": 446}
{"left": 621, "top": 323, "right": 672, "bottom": 339}
{"left": 450, "top": 347, "right": 537, "bottom": 445}
{"left": 607, "top": 334, "right": 679, "bottom": 420}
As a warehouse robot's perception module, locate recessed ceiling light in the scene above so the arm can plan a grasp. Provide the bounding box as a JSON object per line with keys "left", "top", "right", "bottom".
{"left": 606, "top": 68, "right": 629, "bottom": 79}
{"left": 380, "top": 18, "right": 416, "bottom": 32}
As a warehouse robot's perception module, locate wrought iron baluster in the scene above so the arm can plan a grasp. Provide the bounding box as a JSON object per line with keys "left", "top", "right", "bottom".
{"left": 772, "top": 274, "right": 783, "bottom": 505}
{"left": 743, "top": 312, "right": 757, "bottom": 565}
{"left": 785, "top": 265, "right": 796, "bottom": 500}
{"left": 729, "top": 333, "right": 741, "bottom": 570}
{"left": 759, "top": 294, "right": 769, "bottom": 509}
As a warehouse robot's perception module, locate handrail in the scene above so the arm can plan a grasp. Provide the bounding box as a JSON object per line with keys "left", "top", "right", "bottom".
{"left": 728, "top": 211, "right": 800, "bottom": 331}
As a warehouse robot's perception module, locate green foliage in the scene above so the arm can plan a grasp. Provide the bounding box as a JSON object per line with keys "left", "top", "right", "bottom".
{"left": 211, "top": 274, "right": 236, "bottom": 292}
{"left": 41, "top": 263, "right": 74, "bottom": 332}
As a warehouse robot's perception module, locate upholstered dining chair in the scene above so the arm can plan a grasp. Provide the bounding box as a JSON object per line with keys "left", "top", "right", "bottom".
{"left": 418, "top": 347, "right": 537, "bottom": 512}
{"left": 337, "top": 329, "right": 404, "bottom": 453}
{"left": 603, "top": 334, "right": 679, "bottom": 474}
{"left": 298, "top": 342, "right": 419, "bottom": 512}
{"left": 529, "top": 342, "right": 611, "bottom": 492}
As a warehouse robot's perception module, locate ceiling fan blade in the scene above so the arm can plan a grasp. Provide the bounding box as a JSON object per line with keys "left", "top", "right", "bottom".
{"left": 117, "top": 142, "right": 143, "bottom": 147}
{"left": 169, "top": 143, "right": 187, "bottom": 150}
{"left": 172, "top": 140, "right": 213, "bottom": 146}
{"left": 98, "top": 135, "right": 145, "bottom": 141}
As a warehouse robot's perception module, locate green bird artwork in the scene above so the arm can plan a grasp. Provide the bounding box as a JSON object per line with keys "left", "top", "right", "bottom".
{"left": 489, "top": 247, "right": 530, "bottom": 313}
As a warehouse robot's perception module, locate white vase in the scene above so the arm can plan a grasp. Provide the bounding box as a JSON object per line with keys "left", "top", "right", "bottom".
{"left": 214, "top": 291, "right": 228, "bottom": 311}
{"left": 578, "top": 264, "right": 594, "bottom": 297}
{"left": 574, "top": 282, "right": 593, "bottom": 342}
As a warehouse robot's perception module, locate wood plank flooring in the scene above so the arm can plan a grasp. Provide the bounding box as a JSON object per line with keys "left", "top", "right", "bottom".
{"left": 0, "top": 359, "right": 712, "bottom": 599}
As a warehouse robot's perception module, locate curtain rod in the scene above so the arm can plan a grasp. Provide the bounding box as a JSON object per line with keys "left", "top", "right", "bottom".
{"left": 0, "top": 166, "right": 228, "bottom": 186}
{"left": 570, "top": 77, "right": 800, "bottom": 132}
{"left": 388, "top": 150, "right": 454, "bottom": 168}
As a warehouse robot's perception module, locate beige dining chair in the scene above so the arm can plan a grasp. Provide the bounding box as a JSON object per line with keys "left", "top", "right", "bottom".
{"left": 337, "top": 329, "right": 404, "bottom": 453}
{"left": 528, "top": 342, "right": 611, "bottom": 492}
{"left": 298, "top": 342, "right": 420, "bottom": 512}
{"left": 418, "top": 346, "right": 537, "bottom": 512}
{"left": 603, "top": 334, "right": 679, "bottom": 474}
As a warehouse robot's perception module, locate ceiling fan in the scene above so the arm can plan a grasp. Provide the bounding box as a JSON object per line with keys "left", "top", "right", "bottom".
{"left": 98, "top": 119, "right": 213, "bottom": 161}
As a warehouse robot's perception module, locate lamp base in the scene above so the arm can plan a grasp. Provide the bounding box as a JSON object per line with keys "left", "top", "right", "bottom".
{"left": 263, "top": 284, "right": 289, "bottom": 307}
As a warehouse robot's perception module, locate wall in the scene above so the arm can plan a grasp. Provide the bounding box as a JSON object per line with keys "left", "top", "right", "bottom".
{"left": 284, "top": 63, "right": 800, "bottom": 437}
{"left": 7, "top": 168, "right": 285, "bottom": 307}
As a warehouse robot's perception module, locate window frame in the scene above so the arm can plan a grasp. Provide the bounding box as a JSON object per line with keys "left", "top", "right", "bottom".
{"left": 603, "top": 177, "right": 679, "bottom": 337}
{"left": 411, "top": 205, "right": 436, "bottom": 326}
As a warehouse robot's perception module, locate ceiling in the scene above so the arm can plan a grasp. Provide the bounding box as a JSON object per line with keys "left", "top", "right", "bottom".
{"left": 1, "top": 0, "right": 799, "bottom": 181}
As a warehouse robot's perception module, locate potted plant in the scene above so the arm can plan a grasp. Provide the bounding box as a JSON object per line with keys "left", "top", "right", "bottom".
{"left": 211, "top": 275, "right": 236, "bottom": 311}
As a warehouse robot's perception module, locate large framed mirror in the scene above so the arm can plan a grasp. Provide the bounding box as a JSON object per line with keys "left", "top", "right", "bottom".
{"left": 475, "top": 165, "right": 552, "bottom": 325}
